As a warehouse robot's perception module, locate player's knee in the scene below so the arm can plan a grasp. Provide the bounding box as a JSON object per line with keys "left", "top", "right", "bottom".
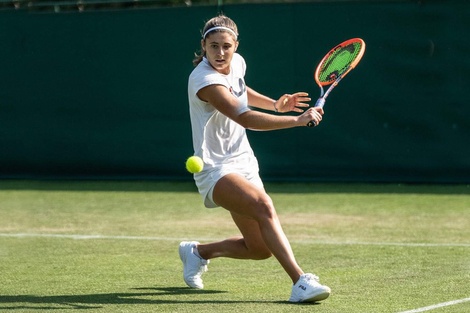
{"left": 253, "top": 195, "right": 276, "bottom": 220}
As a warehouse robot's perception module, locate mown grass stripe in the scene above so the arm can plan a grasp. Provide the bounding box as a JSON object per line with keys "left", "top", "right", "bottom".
{"left": 1, "top": 233, "right": 469, "bottom": 247}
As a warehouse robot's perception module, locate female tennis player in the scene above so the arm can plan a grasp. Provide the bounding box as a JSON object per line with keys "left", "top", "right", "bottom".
{"left": 180, "top": 14, "right": 330, "bottom": 303}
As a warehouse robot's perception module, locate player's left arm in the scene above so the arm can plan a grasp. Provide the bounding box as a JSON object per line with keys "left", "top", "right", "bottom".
{"left": 247, "top": 87, "right": 311, "bottom": 113}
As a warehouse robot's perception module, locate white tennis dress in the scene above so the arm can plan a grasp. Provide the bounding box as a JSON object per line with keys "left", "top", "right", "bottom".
{"left": 187, "top": 53, "right": 263, "bottom": 208}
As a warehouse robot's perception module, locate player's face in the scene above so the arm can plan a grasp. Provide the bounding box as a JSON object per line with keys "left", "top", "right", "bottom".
{"left": 202, "top": 32, "right": 238, "bottom": 75}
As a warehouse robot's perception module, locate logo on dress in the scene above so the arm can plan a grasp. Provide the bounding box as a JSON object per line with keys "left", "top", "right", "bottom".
{"left": 230, "top": 78, "right": 246, "bottom": 98}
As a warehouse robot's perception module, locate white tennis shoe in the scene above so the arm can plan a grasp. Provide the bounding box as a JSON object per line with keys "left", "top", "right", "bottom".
{"left": 289, "top": 273, "right": 331, "bottom": 303}
{"left": 179, "top": 241, "right": 209, "bottom": 289}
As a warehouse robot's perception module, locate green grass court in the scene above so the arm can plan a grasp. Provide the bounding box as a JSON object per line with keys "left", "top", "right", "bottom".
{"left": 0, "top": 181, "right": 469, "bottom": 312}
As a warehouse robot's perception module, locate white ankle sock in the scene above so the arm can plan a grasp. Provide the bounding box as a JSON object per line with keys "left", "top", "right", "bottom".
{"left": 193, "top": 245, "right": 203, "bottom": 259}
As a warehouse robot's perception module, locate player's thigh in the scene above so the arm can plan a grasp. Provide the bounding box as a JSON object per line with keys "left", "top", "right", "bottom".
{"left": 212, "top": 173, "right": 273, "bottom": 219}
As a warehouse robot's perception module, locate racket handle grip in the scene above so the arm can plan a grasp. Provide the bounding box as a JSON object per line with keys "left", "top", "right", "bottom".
{"left": 307, "top": 98, "right": 325, "bottom": 127}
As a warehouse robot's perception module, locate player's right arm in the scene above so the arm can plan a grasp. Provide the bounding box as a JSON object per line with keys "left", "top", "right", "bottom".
{"left": 197, "top": 84, "right": 322, "bottom": 130}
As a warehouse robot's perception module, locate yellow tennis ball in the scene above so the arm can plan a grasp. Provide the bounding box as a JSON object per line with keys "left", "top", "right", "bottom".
{"left": 186, "top": 156, "right": 204, "bottom": 173}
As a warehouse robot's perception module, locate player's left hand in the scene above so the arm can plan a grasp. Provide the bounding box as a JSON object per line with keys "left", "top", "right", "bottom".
{"left": 276, "top": 92, "right": 311, "bottom": 113}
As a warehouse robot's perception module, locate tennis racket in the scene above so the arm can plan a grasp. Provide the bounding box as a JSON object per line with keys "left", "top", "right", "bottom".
{"left": 307, "top": 38, "right": 366, "bottom": 127}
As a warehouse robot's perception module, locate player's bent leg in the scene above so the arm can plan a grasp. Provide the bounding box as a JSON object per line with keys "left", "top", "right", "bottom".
{"left": 192, "top": 173, "right": 331, "bottom": 302}
{"left": 212, "top": 173, "right": 303, "bottom": 284}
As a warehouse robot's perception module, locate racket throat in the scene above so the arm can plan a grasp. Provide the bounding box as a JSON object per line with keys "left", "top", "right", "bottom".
{"left": 314, "top": 86, "right": 326, "bottom": 108}
{"left": 319, "top": 86, "right": 325, "bottom": 98}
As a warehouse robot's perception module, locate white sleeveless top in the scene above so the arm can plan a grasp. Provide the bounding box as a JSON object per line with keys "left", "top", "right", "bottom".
{"left": 187, "top": 53, "right": 261, "bottom": 207}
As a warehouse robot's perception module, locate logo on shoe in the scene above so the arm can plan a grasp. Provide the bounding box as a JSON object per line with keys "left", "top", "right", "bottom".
{"left": 299, "top": 284, "right": 307, "bottom": 291}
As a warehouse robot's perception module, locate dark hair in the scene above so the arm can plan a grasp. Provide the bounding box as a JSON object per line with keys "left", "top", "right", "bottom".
{"left": 192, "top": 14, "right": 239, "bottom": 66}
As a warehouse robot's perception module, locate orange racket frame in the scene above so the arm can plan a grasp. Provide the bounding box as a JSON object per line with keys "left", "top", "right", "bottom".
{"left": 314, "top": 38, "right": 366, "bottom": 88}
{"left": 308, "top": 38, "right": 366, "bottom": 127}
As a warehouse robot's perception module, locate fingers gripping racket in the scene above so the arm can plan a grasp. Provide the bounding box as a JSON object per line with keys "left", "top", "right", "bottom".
{"left": 307, "top": 38, "right": 366, "bottom": 127}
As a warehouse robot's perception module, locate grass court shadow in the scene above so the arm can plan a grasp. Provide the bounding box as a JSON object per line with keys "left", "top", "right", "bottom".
{"left": 0, "top": 287, "right": 310, "bottom": 310}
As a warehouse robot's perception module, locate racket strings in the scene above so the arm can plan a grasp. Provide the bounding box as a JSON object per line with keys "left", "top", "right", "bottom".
{"left": 318, "top": 42, "right": 362, "bottom": 83}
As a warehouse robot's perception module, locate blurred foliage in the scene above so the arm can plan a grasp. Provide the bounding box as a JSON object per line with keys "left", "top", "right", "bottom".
{"left": 0, "top": 0, "right": 335, "bottom": 13}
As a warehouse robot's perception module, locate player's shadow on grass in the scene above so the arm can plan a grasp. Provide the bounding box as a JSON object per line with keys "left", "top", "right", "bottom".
{"left": 0, "top": 287, "right": 313, "bottom": 310}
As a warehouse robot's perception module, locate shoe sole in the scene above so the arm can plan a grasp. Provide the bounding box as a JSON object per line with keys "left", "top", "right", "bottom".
{"left": 302, "top": 290, "right": 330, "bottom": 302}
